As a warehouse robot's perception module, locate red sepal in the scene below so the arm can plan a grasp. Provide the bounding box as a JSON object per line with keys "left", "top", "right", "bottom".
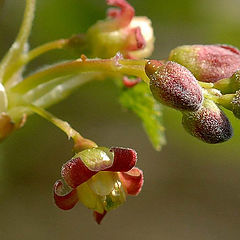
{"left": 119, "top": 167, "right": 143, "bottom": 195}
{"left": 54, "top": 179, "right": 79, "bottom": 210}
{"left": 93, "top": 210, "right": 107, "bottom": 224}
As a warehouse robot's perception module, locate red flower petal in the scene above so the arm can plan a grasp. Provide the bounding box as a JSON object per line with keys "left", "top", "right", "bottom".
{"left": 126, "top": 27, "right": 145, "bottom": 51}
{"left": 108, "top": 147, "right": 137, "bottom": 172}
{"left": 119, "top": 167, "right": 143, "bottom": 195}
{"left": 123, "top": 76, "right": 141, "bottom": 87}
{"left": 61, "top": 157, "right": 97, "bottom": 188}
{"left": 106, "top": 0, "right": 134, "bottom": 28}
{"left": 107, "top": 8, "right": 121, "bottom": 18}
{"left": 61, "top": 147, "right": 137, "bottom": 188}
{"left": 54, "top": 179, "right": 79, "bottom": 210}
{"left": 93, "top": 210, "right": 107, "bottom": 224}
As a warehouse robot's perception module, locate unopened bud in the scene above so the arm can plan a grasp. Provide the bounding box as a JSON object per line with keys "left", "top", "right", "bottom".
{"left": 169, "top": 44, "right": 240, "bottom": 83}
{"left": 145, "top": 60, "right": 203, "bottom": 111}
{"left": 182, "top": 99, "right": 232, "bottom": 144}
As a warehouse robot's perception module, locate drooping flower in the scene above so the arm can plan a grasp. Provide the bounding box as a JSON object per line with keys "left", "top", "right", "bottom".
{"left": 145, "top": 60, "right": 203, "bottom": 111}
{"left": 54, "top": 147, "right": 143, "bottom": 224}
{"left": 169, "top": 44, "right": 240, "bottom": 83}
{"left": 86, "top": 0, "right": 154, "bottom": 59}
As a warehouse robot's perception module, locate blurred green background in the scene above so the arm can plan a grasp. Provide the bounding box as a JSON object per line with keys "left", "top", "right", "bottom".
{"left": 1, "top": 0, "right": 240, "bottom": 239}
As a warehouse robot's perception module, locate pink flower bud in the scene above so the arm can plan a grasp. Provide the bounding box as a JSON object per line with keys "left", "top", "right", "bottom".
{"left": 169, "top": 44, "right": 240, "bottom": 83}
{"left": 182, "top": 99, "right": 232, "bottom": 143}
{"left": 145, "top": 60, "right": 203, "bottom": 111}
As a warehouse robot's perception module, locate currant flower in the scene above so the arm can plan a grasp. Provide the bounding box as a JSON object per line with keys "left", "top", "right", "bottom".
{"left": 54, "top": 147, "right": 143, "bottom": 224}
{"left": 86, "top": 0, "right": 154, "bottom": 59}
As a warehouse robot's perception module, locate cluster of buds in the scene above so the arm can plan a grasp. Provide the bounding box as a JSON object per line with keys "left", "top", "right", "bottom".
{"left": 144, "top": 44, "right": 240, "bottom": 144}
{"left": 54, "top": 147, "right": 143, "bottom": 224}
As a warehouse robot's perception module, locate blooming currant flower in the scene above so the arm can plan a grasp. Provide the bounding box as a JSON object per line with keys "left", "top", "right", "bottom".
{"left": 86, "top": 0, "right": 154, "bottom": 59}
{"left": 54, "top": 147, "right": 143, "bottom": 224}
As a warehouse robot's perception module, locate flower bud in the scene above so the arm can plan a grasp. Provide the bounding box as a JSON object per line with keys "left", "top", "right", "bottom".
{"left": 169, "top": 44, "right": 240, "bottom": 83}
{"left": 182, "top": 99, "right": 232, "bottom": 144}
{"left": 145, "top": 60, "right": 203, "bottom": 111}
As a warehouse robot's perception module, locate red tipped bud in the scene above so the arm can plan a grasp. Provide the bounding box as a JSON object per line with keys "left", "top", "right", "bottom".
{"left": 169, "top": 44, "right": 240, "bottom": 83}
{"left": 146, "top": 60, "right": 203, "bottom": 111}
{"left": 182, "top": 99, "right": 233, "bottom": 144}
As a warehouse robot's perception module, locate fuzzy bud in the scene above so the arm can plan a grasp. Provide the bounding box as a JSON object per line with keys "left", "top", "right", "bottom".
{"left": 169, "top": 44, "right": 240, "bottom": 83}
{"left": 182, "top": 99, "right": 233, "bottom": 144}
{"left": 145, "top": 60, "right": 203, "bottom": 111}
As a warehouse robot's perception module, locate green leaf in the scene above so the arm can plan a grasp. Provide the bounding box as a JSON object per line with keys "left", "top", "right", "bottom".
{"left": 119, "top": 82, "right": 166, "bottom": 151}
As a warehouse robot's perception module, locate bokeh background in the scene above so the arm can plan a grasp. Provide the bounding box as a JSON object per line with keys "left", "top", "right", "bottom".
{"left": 1, "top": 0, "right": 240, "bottom": 239}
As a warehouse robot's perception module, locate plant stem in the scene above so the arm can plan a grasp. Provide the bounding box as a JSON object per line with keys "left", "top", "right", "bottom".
{"left": 10, "top": 58, "right": 148, "bottom": 94}
{"left": 27, "top": 104, "right": 97, "bottom": 151}
{"left": 0, "top": 0, "right": 36, "bottom": 83}
{"left": 4, "top": 39, "right": 69, "bottom": 85}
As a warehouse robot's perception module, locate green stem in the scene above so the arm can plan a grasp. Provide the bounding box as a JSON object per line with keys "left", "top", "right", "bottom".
{"left": 0, "top": 0, "right": 36, "bottom": 83}
{"left": 10, "top": 58, "right": 148, "bottom": 94}
{"left": 198, "top": 81, "right": 214, "bottom": 89}
{"left": 28, "top": 104, "right": 80, "bottom": 140}
{"left": 27, "top": 104, "right": 97, "bottom": 151}
{"left": 4, "top": 39, "right": 69, "bottom": 86}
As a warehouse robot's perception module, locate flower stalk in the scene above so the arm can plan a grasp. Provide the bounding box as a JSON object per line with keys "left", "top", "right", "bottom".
{"left": 28, "top": 104, "right": 97, "bottom": 151}
{"left": 0, "top": 0, "right": 36, "bottom": 84}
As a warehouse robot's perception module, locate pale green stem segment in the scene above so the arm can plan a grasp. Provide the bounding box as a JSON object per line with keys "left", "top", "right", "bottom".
{"left": 203, "top": 89, "right": 220, "bottom": 103}
{"left": 0, "top": 0, "right": 36, "bottom": 84}
{"left": 23, "top": 72, "right": 98, "bottom": 105}
{"left": 28, "top": 104, "right": 80, "bottom": 141}
{"left": 27, "top": 104, "right": 97, "bottom": 151}
{"left": 10, "top": 58, "right": 148, "bottom": 94}
{"left": 7, "top": 72, "right": 100, "bottom": 123}
{"left": 198, "top": 81, "right": 214, "bottom": 89}
{"left": 4, "top": 39, "right": 69, "bottom": 86}
{"left": 216, "top": 94, "right": 234, "bottom": 110}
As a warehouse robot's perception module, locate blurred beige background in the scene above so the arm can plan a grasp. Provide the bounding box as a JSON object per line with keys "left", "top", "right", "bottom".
{"left": 1, "top": 0, "right": 240, "bottom": 239}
